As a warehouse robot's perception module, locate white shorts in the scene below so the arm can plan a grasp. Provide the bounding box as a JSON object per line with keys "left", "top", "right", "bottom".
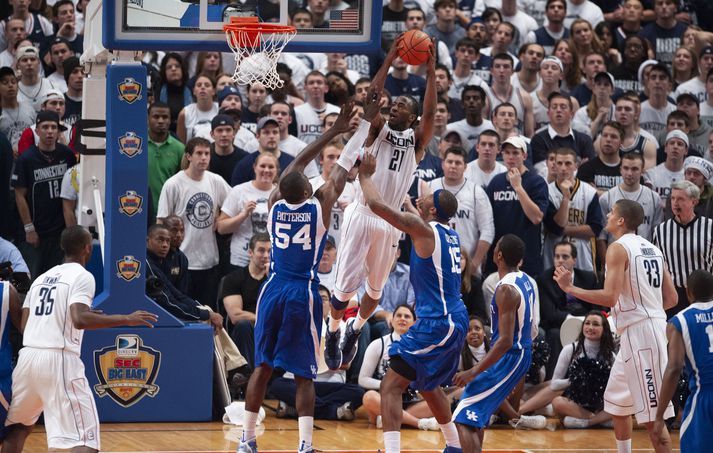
{"left": 332, "top": 203, "right": 401, "bottom": 301}
{"left": 7, "top": 348, "right": 100, "bottom": 450}
{"left": 603, "top": 318, "right": 674, "bottom": 424}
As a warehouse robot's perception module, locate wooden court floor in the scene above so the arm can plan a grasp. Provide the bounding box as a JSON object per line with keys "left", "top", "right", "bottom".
{"left": 20, "top": 401, "right": 681, "bottom": 452}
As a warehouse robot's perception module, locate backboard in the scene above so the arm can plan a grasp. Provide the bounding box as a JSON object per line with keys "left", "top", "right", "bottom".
{"left": 104, "top": 0, "right": 381, "bottom": 53}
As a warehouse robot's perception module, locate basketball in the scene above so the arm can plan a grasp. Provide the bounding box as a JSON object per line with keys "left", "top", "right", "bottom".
{"left": 398, "top": 29, "right": 431, "bottom": 66}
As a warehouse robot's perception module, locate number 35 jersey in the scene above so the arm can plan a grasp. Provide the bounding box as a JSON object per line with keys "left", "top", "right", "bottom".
{"left": 268, "top": 198, "right": 328, "bottom": 281}
{"left": 23, "top": 263, "right": 96, "bottom": 355}
{"left": 609, "top": 233, "right": 667, "bottom": 333}
{"left": 356, "top": 123, "right": 418, "bottom": 211}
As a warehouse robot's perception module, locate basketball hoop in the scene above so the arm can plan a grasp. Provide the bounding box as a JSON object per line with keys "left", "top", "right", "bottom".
{"left": 223, "top": 17, "right": 296, "bottom": 90}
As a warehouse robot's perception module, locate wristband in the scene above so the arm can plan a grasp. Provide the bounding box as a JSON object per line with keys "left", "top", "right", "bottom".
{"left": 24, "top": 223, "right": 35, "bottom": 233}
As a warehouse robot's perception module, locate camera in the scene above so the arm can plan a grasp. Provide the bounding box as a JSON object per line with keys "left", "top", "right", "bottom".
{"left": 145, "top": 275, "right": 164, "bottom": 298}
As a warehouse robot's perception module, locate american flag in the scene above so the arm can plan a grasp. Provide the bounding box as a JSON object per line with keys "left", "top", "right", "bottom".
{"left": 329, "top": 8, "right": 359, "bottom": 30}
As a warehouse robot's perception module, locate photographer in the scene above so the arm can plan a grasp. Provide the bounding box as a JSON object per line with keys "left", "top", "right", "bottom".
{"left": 0, "top": 237, "right": 31, "bottom": 293}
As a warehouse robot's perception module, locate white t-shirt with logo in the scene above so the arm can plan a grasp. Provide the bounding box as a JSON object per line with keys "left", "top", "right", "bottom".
{"left": 157, "top": 171, "right": 230, "bottom": 270}
{"left": 221, "top": 181, "right": 275, "bottom": 267}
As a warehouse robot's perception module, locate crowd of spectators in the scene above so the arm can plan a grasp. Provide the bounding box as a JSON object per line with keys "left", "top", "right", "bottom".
{"left": 1, "top": 0, "right": 712, "bottom": 429}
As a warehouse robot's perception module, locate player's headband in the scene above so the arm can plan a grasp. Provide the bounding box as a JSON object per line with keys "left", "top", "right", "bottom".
{"left": 432, "top": 189, "right": 450, "bottom": 221}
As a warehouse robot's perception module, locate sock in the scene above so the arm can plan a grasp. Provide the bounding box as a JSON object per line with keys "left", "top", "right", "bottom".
{"left": 616, "top": 439, "right": 631, "bottom": 453}
{"left": 298, "top": 416, "right": 314, "bottom": 452}
{"left": 352, "top": 312, "right": 368, "bottom": 331}
{"left": 440, "top": 422, "right": 461, "bottom": 448}
{"left": 383, "top": 431, "right": 401, "bottom": 453}
{"left": 336, "top": 120, "right": 370, "bottom": 171}
{"left": 242, "top": 410, "right": 259, "bottom": 442}
{"left": 329, "top": 315, "right": 341, "bottom": 333}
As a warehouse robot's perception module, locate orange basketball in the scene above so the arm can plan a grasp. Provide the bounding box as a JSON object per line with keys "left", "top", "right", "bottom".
{"left": 398, "top": 29, "right": 431, "bottom": 66}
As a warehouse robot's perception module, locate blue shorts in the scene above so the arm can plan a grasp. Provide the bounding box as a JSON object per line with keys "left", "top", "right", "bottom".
{"left": 0, "top": 375, "right": 11, "bottom": 440}
{"left": 254, "top": 275, "right": 323, "bottom": 379}
{"left": 680, "top": 387, "right": 712, "bottom": 453}
{"left": 389, "top": 310, "right": 468, "bottom": 391}
{"left": 452, "top": 347, "right": 531, "bottom": 429}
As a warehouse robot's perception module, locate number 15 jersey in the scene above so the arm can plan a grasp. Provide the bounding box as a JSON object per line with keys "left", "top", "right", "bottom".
{"left": 23, "top": 263, "right": 95, "bottom": 355}
{"left": 610, "top": 233, "right": 667, "bottom": 333}
{"left": 268, "top": 198, "right": 328, "bottom": 281}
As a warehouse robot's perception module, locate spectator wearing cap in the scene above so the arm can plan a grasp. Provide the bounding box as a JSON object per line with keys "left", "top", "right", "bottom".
{"left": 0, "top": 18, "right": 27, "bottom": 69}
{"left": 17, "top": 89, "right": 70, "bottom": 155}
{"left": 573, "top": 72, "right": 615, "bottom": 138}
{"left": 653, "top": 179, "right": 713, "bottom": 317}
{"left": 44, "top": 37, "right": 73, "bottom": 92}
{"left": 525, "top": 0, "right": 570, "bottom": 56}
{"left": 532, "top": 56, "right": 573, "bottom": 131}
{"left": 663, "top": 156, "right": 713, "bottom": 219}
{"left": 485, "top": 135, "right": 549, "bottom": 276}
{"left": 208, "top": 114, "right": 248, "bottom": 185}
{"left": 639, "top": 0, "right": 688, "bottom": 70}
{"left": 51, "top": 0, "right": 83, "bottom": 55}
{"left": 0, "top": 0, "right": 53, "bottom": 53}
{"left": 644, "top": 129, "right": 688, "bottom": 201}
{"left": 531, "top": 92, "right": 596, "bottom": 165}
{"left": 0, "top": 65, "right": 35, "bottom": 152}
{"left": 148, "top": 102, "right": 184, "bottom": 223}
{"left": 15, "top": 46, "right": 53, "bottom": 112}
{"left": 640, "top": 64, "right": 676, "bottom": 139}
{"left": 676, "top": 92, "right": 712, "bottom": 157}
{"left": 62, "top": 56, "right": 82, "bottom": 128}
{"left": 11, "top": 110, "right": 75, "bottom": 278}
{"left": 230, "top": 116, "right": 294, "bottom": 186}
{"left": 675, "top": 47, "right": 713, "bottom": 104}
{"left": 218, "top": 107, "right": 257, "bottom": 151}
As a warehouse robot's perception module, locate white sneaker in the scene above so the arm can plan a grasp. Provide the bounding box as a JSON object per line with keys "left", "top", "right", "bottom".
{"left": 510, "top": 414, "right": 547, "bottom": 430}
{"left": 336, "top": 402, "right": 355, "bottom": 420}
{"left": 375, "top": 415, "right": 382, "bottom": 429}
{"left": 418, "top": 417, "right": 440, "bottom": 431}
{"left": 563, "top": 416, "right": 590, "bottom": 428}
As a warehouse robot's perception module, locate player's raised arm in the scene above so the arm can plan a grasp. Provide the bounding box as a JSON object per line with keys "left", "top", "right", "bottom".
{"left": 414, "top": 39, "right": 437, "bottom": 159}
{"left": 652, "top": 321, "right": 685, "bottom": 443}
{"left": 357, "top": 153, "right": 432, "bottom": 241}
{"left": 454, "top": 284, "right": 518, "bottom": 386}
{"left": 70, "top": 303, "right": 158, "bottom": 330}
{"left": 368, "top": 36, "right": 403, "bottom": 131}
{"left": 553, "top": 242, "right": 628, "bottom": 307}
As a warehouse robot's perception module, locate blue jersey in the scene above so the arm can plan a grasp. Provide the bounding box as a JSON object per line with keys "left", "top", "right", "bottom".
{"left": 490, "top": 272, "right": 535, "bottom": 351}
{"left": 0, "top": 283, "right": 12, "bottom": 379}
{"left": 409, "top": 222, "right": 467, "bottom": 319}
{"left": 267, "top": 198, "right": 327, "bottom": 281}
{"left": 671, "top": 301, "right": 713, "bottom": 392}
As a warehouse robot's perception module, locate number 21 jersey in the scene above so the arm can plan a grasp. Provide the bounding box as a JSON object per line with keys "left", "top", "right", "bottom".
{"left": 610, "top": 233, "right": 667, "bottom": 333}
{"left": 23, "top": 262, "right": 95, "bottom": 355}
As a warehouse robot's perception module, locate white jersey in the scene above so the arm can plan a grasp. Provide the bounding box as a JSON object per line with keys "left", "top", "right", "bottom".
{"left": 532, "top": 91, "right": 550, "bottom": 131}
{"left": 17, "top": 78, "right": 54, "bottom": 112}
{"left": 294, "top": 102, "right": 340, "bottom": 144}
{"left": 467, "top": 159, "right": 507, "bottom": 188}
{"left": 428, "top": 177, "right": 494, "bottom": 258}
{"left": 639, "top": 101, "right": 676, "bottom": 139}
{"left": 674, "top": 77, "right": 707, "bottom": 104}
{"left": 183, "top": 102, "right": 219, "bottom": 142}
{"left": 700, "top": 102, "right": 713, "bottom": 130}
{"left": 309, "top": 175, "right": 356, "bottom": 247}
{"left": 23, "top": 263, "right": 95, "bottom": 355}
{"left": 356, "top": 123, "right": 418, "bottom": 211}
{"left": 484, "top": 85, "right": 527, "bottom": 134}
{"left": 445, "top": 119, "right": 495, "bottom": 151}
{"left": 609, "top": 233, "right": 667, "bottom": 333}
{"left": 598, "top": 185, "right": 663, "bottom": 242}
{"left": 221, "top": 181, "right": 275, "bottom": 267}
{"left": 644, "top": 163, "right": 684, "bottom": 202}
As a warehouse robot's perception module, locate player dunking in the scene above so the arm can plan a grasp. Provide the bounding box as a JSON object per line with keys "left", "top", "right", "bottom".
{"left": 1, "top": 226, "right": 157, "bottom": 453}
{"left": 654, "top": 269, "right": 713, "bottom": 452}
{"left": 358, "top": 153, "right": 468, "bottom": 453}
{"left": 554, "top": 199, "right": 677, "bottom": 453}
{"left": 237, "top": 98, "right": 380, "bottom": 453}
{"left": 325, "top": 34, "right": 437, "bottom": 370}
{"left": 451, "top": 234, "right": 535, "bottom": 452}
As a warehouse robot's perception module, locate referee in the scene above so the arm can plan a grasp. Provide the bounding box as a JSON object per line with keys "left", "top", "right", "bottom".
{"left": 652, "top": 180, "right": 713, "bottom": 317}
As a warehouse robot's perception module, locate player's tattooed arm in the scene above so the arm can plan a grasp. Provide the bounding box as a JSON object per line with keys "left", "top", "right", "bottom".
{"left": 357, "top": 154, "right": 432, "bottom": 241}
{"left": 653, "top": 322, "right": 684, "bottom": 443}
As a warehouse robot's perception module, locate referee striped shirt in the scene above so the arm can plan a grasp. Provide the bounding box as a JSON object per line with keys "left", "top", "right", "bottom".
{"left": 652, "top": 216, "right": 713, "bottom": 288}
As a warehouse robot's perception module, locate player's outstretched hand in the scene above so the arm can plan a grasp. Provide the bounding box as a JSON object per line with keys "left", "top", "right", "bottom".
{"left": 359, "top": 153, "right": 377, "bottom": 178}
{"left": 125, "top": 310, "right": 158, "bottom": 327}
{"left": 427, "top": 37, "right": 437, "bottom": 67}
{"left": 387, "top": 33, "right": 405, "bottom": 60}
{"left": 333, "top": 99, "right": 356, "bottom": 133}
{"left": 453, "top": 368, "right": 477, "bottom": 387}
{"left": 553, "top": 266, "right": 573, "bottom": 293}
{"left": 363, "top": 87, "right": 382, "bottom": 122}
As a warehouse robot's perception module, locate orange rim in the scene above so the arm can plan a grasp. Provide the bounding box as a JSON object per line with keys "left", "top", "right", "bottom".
{"left": 223, "top": 18, "right": 296, "bottom": 48}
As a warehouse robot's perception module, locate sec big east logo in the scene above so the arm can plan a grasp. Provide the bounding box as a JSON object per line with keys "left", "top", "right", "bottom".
{"left": 118, "top": 77, "right": 142, "bottom": 104}
{"left": 118, "top": 132, "right": 143, "bottom": 158}
{"left": 116, "top": 255, "right": 141, "bottom": 282}
{"left": 119, "top": 190, "right": 143, "bottom": 217}
{"left": 94, "top": 335, "right": 161, "bottom": 407}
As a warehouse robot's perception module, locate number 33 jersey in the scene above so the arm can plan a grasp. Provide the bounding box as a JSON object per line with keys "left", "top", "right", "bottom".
{"left": 268, "top": 198, "right": 328, "bottom": 281}
{"left": 356, "top": 123, "right": 418, "bottom": 212}
{"left": 23, "top": 263, "right": 96, "bottom": 355}
{"left": 610, "top": 233, "right": 667, "bottom": 333}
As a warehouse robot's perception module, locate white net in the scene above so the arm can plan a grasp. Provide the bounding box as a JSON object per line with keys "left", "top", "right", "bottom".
{"left": 224, "top": 25, "right": 296, "bottom": 90}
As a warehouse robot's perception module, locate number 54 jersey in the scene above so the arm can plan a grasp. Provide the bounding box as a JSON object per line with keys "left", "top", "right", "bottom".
{"left": 23, "top": 263, "right": 96, "bottom": 355}
{"left": 609, "top": 233, "right": 667, "bottom": 334}
{"left": 268, "top": 198, "right": 328, "bottom": 281}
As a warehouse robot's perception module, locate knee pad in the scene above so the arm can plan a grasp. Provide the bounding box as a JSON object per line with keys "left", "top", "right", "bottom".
{"left": 330, "top": 294, "right": 350, "bottom": 311}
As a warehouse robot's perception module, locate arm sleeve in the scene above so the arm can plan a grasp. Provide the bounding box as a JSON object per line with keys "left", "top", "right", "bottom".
{"left": 474, "top": 185, "right": 494, "bottom": 244}
{"left": 220, "top": 188, "right": 242, "bottom": 217}
{"left": 17, "top": 128, "right": 34, "bottom": 154}
{"left": 146, "top": 260, "right": 210, "bottom": 321}
{"left": 550, "top": 343, "right": 575, "bottom": 389}
{"left": 357, "top": 339, "right": 383, "bottom": 390}
{"left": 70, "top": 271, "right": 96, "bottom": 308}
{"left": 156, "top": 179, "right": 174, "bottom": 219}
{"left": 336, "top": 120, "right": 371, "bottom": 171}
{"left": 60, "top": 167, "right": 78, "bottom": 201}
